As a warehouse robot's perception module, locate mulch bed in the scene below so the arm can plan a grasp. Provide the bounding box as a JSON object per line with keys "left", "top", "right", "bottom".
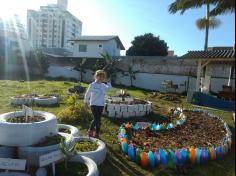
{"left": 7, "top": 116, "right": 45, "bottom": 123}
{"left": 126, "top": 111, "right": 226, "bottom": 152}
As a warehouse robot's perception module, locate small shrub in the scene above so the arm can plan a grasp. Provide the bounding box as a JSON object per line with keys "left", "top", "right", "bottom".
{"left": 57, "top": 103, "right": 92, "bottom": 124}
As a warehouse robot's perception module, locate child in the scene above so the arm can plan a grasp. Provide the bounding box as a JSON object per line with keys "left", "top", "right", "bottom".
{"left": 84, "top": 70, "right": 112, "bottom": 138}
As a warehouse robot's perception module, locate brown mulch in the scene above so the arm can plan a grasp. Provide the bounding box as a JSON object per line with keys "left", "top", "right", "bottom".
{"left": 126, "top": 111, "right": 226, "bottom": 152}
{"left": 7, "top": 116, "right": 45, "bottom": 123}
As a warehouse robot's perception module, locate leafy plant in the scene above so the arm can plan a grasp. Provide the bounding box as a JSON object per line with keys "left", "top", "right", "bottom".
{"left": 59, "top": 137, "right": 76, "bottom": 170}
{"left": 122, "top": 65, "right": 139, "bottom": 87}
{"left": 75, "top": 140, "right": 98, "bottom": 152}
{"left": 101, "top": 53, "right": 120, "bottom": 84}
{"left": 73, "top": 58, "right": 87, "bottom": 82}
{"left": 58, "top": 95, "right": 92, "bottom": 124}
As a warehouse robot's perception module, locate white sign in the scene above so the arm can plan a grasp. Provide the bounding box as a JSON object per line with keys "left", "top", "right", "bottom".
{"left": 0, "top": 158, "right": 26, "bottom": 171}
{"left": 22, "top": 105, "right": 33, "bottom": 117}
{"left": 39, "top": 151, "right": 64, "bottom": 167}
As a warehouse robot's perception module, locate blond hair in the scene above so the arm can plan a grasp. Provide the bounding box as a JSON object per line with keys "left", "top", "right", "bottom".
{"left": 94, "top": 70, "right": 106, "bottom": 77}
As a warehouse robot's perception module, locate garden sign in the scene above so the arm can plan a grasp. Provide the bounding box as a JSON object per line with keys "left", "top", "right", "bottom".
{"left": 0, "top": 158, "right": 26, "bottom": 171}
{"left": 39, "top": 150, "right": 64, "bottom": 176}
{"left": 22, "top": 105, "right": 33, "bottom": 118}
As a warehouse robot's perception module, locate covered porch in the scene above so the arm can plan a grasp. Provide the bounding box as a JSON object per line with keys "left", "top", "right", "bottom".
{"left": 182, "top": 47, "right": 235, "bottom": 111}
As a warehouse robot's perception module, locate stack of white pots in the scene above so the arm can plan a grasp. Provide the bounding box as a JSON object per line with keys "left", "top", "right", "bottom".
{"left": 105, "top": 97, "right": 152, "bottom": 118}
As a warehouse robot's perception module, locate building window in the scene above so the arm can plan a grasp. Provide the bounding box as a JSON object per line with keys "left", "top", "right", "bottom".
{"left": 99, "top": 44, "right": 102, "bottom": 48}
{"left": 79, "top": 45, "right": 87, "bottom": 52}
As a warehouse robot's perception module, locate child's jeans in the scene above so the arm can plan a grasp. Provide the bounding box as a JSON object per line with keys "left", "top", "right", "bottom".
{"left": 89, "top": 105, "right": 104, "bottom": 135}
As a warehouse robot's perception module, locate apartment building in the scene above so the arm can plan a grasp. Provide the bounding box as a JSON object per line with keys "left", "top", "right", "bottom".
{"left": 27, "top": 0, "right": 82, "bottom": 50}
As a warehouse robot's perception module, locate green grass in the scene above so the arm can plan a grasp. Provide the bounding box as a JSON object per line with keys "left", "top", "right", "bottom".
{"left": 0, "top": 80, "right": 234, "bottom": 176}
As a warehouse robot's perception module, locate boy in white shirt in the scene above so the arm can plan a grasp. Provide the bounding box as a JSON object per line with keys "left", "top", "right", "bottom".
{"left": 84, "top": 70, "right": 112, "bottom": 138}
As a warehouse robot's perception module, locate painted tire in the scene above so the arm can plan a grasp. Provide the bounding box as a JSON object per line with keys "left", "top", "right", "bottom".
{"left": 0, "top": 173, "right": 30, "bottom": 176}
{"left": 34, "top": 96, "right": 58, "bottom": 106}
{"left": 10, "top": 97, "right": 34, "bottom": 106}
{"left": 70, "top": 156, "right": 99, "bottom": 176}
{"left": 0, "top": 146, "right": 15, "bottom": 158}
{"left": 18, "top": 144, "right": 59, "bottom": 167}
{"left": 72, "top": 136, "right": 107, "bottom": 165}
{"left": 58, "top": 124, "right": 79, "bottom": 137}
{"left": 0, "top": 111, "right": 57, "bottom": 147}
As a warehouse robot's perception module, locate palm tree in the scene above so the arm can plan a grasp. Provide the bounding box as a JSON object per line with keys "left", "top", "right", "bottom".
{"left": 169, "top": 0, "right": 234, "bottom": 50}
{"left": 100, "top": 53, "right": 119, "bottom": 84}
{"left": 127, "top": 66, "right": 139, "bottom": 87}
{"left": 196, "top": 16, "right": 221, "bottom": 50}
{"left": 74, "top": 58, "right": 87, "bottom": 82}
{"left": 210, "top": 0, "right": 235, "bottom": 16}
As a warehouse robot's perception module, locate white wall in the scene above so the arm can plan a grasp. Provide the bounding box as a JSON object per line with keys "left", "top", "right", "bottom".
{"left": 45, "top": 66, "right": 235, "bottom": 93}
{"left": 46, "top": 66, "right": 80, "bottom": 80}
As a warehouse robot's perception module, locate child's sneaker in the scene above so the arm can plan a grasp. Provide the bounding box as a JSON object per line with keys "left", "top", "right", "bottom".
{"left": 87, "top": 130, "right": 93, "bottom": 137}
{"left": 93, "top": 132, "right": 100, "bottom": 139}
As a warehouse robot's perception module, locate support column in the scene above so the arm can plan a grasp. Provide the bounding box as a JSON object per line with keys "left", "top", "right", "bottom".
{"left": 228, "top": 66, "right": 234, "bottom": 86}
{"left": 196, "top": 60, "right": 202, "bottom": 91}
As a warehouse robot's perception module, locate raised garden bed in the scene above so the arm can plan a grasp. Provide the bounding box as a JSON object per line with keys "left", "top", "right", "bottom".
{"left": 18, "top": 135, "right": 66, "bottom": 167}
{"left": 118, "top": 108, "right": 232, "bottom": 168}
{"left": 57, "top": 124, "right": 79, "bottom": 137}
{"left": 71, "top": 137, "right": 107, "bottom": 165}
{"left": 34, "top": 96, "right": 58, "bottom": 106}
{"left": 0, "top": 111, "right": 57, "bottom": 147}
{"left": 49, "top": 162, "right": 88, "bottom": 176}
{"left": 10, "top": 94, "right": 37, "bottom": 106}
{"left": 105, "top": 96, "right": 152, "bottom": 118}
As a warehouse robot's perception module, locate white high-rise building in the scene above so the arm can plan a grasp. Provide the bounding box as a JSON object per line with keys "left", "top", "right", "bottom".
{"left": 27, "top": 0, "right": 82, "bottom": 50}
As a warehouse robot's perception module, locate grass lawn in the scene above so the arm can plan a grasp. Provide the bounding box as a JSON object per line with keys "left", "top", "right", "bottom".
{"left": 0, "top": 80, "right": 235, "bottom": 176}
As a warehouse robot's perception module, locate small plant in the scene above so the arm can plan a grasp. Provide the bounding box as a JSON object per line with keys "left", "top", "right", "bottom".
{"left": 58, "top": 95, "right": 92, "bottom": 123}
{"left": 59, "top": 137, "right": 76, "bottom": 170}
{"left": 75, "top": 140, "right": 98, "bottom": 152}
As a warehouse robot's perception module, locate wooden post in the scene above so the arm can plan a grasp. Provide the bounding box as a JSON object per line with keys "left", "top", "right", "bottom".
{"left": 196, "top": 60, "right": 202, "bottom": 91}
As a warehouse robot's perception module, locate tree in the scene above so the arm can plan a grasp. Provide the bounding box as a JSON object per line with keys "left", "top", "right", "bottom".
{"left": 126, "top": 33, "right": 168, "bottom": 56}
{"left": 30, "top": 49, "right": 49, "bottom": 74}
{"left": 122, "top": 63, "right": 139, "bottom": 87}
{"left": 74, "top": 58, "right": 87, "bottom": 82}
{"left": 100, "top": 53, "right": 120, "bottom": 84}
{"left": 168, "top": 0, "right": 234, "bottom": 50}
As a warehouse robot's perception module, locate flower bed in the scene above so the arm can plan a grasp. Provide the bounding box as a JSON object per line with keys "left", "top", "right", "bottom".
{"left": 118, "top": 108, "right": 232, "bottom": 168}
{"left": 105, "top": 96, "right": 152, "bottom": 118}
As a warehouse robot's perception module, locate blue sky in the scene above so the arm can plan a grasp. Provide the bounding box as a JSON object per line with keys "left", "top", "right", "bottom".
{"left": 0, "top": 0, "right": 235, "bottom": 56}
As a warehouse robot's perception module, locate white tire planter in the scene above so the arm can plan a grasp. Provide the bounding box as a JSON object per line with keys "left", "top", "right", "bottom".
{"left": 72, "top": 136, "right": 107, "bottom": 165}
{"left": 18, "top": 143, "right": 59, "bottom": 167}
{"left": 58, "top": 124, "right": 79, "bottom": 137}
{"left": 10, "top": 97, "right": 34, "bottom": 106}
{"left": 70, "top": 155, "right": 99, "bottom": 176}
{"left": 34, "top": 96, "right": 58, "bottom": 106}
{"left": 0, "top": 111, "right": 57, "bottom": 147}
{"left": 18, "top": 134, "right": 72, "bottom": 167}
{"left": 0, "top": 146, "right": 15, "bottom": 158}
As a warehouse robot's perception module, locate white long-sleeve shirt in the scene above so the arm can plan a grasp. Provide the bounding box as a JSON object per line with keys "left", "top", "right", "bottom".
{"left": 84, "top": 82, "right": 112, "bottom": 106}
